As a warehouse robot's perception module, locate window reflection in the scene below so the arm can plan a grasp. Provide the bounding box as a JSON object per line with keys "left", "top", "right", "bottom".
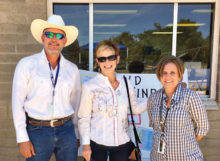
{"left": 54, "top": 4, "right": 89, "bottom": 70}
{"left": 177, "top": 4, "right": 214, "bottom": 96}
{"left": 94, "top": 4, "right": 173, "bottom": 73}
{"left": 53, "top": 3, "right": 214, "bottom": 97}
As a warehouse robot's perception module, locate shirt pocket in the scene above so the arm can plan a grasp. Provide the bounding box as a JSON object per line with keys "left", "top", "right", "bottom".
{"left": 60, "top": 80, "right": 73, "bottom": 103}
{"left": 59, "top": 75, "right": 72, "bottom": 93}
{"left": 169, "top": 103, "right": 191, "bottom": 128}
{"left": 30, "top": 74, "right": 51, "bottom": 96}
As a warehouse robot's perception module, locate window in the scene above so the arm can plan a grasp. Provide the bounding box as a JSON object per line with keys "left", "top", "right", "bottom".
{"left": 50, "top": 0, "right": 219, "bottom": 101}
{"left": 93, "top": 4, "right": 173, "bottom": 73}
{"left": 54, "top": 4, "right": 89, "bottom": 70}
{"left": 177, "top": 4, "right": 214, "bottom": 97}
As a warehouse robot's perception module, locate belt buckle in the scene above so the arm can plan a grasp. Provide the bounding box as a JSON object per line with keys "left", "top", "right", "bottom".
{"left": 50, "top": 120, "right": 58, "bottom": 127}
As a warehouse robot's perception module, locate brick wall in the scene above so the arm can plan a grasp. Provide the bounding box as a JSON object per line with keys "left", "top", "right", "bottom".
{"left": 200, "top": 31, "right": 220, "bottom": 161}
{"left": 0, "top": 1, "right": 219, "bottom": 161}
{"left": 0, "top": 0, "right": 46, "bottom": 161}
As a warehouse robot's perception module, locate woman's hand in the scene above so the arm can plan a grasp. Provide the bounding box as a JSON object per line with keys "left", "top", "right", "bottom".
{"left": 196, "top": 135, "right": 204, "bottom": 141}
{"left": 82, "top": 144, "right": 92, "bottom": 161}
{"left": 128, "top": 149, "right": 137, "bottom": 160}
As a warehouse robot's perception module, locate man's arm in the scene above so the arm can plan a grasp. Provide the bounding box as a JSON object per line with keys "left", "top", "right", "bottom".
{"left": 12, "top": 60, "right": 35, "bottom": 158}
{"left": 70, "top": 66, "right": 81, "bottom": 140}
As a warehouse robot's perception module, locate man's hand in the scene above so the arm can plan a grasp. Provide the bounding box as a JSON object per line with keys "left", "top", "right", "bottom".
{"left": 77, "top": 139, "right": 80, "bottom": 148}
{"left": 82, "top": 144, "right": 92, "bottom": 161}
{"left": 19, "top": 141, "right": 36, "bottom": 158}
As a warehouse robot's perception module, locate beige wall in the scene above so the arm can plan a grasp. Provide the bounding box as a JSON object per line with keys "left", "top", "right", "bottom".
{"left": 0, "top": 0, "right": 219, "bottom": 161}
{"left": 201, "top": 32, "right": 220, "bottom": 161}
{"left": 0, "top": 0, "right": 46, "bottom": 161}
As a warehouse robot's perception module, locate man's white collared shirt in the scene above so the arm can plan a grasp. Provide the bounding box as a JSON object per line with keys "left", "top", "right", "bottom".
{"left": 12, "top": 49, "right": 81, "bottom": 143}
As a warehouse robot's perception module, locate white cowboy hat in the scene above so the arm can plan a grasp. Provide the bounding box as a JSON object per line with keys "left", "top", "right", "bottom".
{"left": 30, "top": 14, "right": 78, "bottom": 47}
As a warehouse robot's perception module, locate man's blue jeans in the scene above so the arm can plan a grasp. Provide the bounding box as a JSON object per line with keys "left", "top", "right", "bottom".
{"left": 26, "top": 119, "right": 78, "bottom": 161}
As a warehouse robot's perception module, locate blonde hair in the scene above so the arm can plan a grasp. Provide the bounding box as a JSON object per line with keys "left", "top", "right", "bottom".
{"left": 156, "top": 56, "right": 185, "bottom": 80}
{"left": 95, "top": 40, "right": 119, "bottom": 58}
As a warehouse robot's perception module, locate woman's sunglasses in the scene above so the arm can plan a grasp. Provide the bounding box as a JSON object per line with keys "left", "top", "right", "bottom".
{"left": 44, "top": 32, "right": 65, "bottom": 40}
{"left": 97, "top": 55, "right": 117, "bottom": 62}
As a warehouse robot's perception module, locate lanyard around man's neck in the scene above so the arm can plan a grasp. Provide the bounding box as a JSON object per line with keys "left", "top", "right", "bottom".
{"left": 48, "top": 58, "right": 60, "bottom": 102}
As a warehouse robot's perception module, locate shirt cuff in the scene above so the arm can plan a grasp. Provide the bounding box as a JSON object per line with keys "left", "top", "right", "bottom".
{"left": 82, "top": 135, "right": 90, "bottom": 145}
{"left": 195, "top": 128, "right": 209, "bottom": 136}
{"left": 16, "top": 128, "right": 29, "bottom": 143}
{"left": 74, "top": 127, "right": 79, "bottom": 139}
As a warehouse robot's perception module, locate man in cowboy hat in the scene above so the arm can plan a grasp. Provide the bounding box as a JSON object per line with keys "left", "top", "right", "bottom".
{"left": 12, "top": 15, "right": 81, "bottom": 161}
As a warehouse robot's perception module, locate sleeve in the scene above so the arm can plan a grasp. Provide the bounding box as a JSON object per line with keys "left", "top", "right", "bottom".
{"left": 70, "top": 67, "right": 81, "bottom": 139}
{"left": 12, "top": 60, "right": 29, "bottom": 143}
{"left": 189, "top": 91, "right": 209, "bottom": 136}
{"left": 127, "top": 80, "right": 148, "bottom": 115}
{"left": 78, "top": 84, "right": 93, "bottom": 145}
{"left": 147, "top": 94, "right": 154, "bottom": 127}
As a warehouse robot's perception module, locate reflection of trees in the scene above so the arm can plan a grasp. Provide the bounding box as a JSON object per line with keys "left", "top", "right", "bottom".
{"left": 61, "top": 19, "right": 211, "bottom": 75}
{"left": 176, "top": 19, "right": 211, "bottom": 69}
{"left": 111, "top": 22, "right": 173, "bottom": 72}
{"left": 110, "top": 18, "right": 211, "bottom": 73}
{"left": 111, "top": 32, "right": 138, "bottom": 70}
{"left": 62, "top": 39, "right": 80, "bottom": 66}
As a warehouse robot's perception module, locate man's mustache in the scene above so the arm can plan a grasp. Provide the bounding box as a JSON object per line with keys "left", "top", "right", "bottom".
{"left": 48, "top": 42, "right": 59, "bottom": 46}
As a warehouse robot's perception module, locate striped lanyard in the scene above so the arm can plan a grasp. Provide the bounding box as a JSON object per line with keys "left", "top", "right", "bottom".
{"left": 48, "top": 59, "right": 60, "bottom": 104}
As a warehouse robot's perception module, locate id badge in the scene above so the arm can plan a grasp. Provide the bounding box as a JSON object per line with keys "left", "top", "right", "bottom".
{"left": 157, "top": 139, "right": 165, "bottom": 154}
{"left": 48, "top": 103, "right": 54, "bottom": 114}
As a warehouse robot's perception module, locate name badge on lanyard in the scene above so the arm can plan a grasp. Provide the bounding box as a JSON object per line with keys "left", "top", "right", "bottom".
{"left": 157, "top": 92, "right": 170, "bottom": 154}
{"left": 158, "top": 134, "right": 165, "bottom": 154}
{"left": 48, "top": 59, "right": 60, "bottom": 114}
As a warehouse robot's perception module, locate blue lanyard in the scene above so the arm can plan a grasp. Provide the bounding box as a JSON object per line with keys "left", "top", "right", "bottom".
{"left": 48, "top": 59, "right": 60, "bottom": 97}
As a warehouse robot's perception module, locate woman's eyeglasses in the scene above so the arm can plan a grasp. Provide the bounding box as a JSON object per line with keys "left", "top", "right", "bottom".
{"left": 44, "top": 32, "right": 65, "bottom": 40}
{"left": 97, "top": 55, "right": 117, "bottom": 62}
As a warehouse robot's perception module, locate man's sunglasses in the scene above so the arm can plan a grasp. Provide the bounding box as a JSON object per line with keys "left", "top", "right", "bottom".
{"left": 44, "top": 32, "right": 65, "bottom": 40}
{"left": 97, "top": 55, "right": 117, "bottom": 62}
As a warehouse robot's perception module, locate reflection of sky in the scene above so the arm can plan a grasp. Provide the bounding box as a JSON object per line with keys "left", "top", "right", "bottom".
{"left": 94, "top": 4, "right": 173, "bottom": 31}
{"left": 178, "top": 4, "right": 213, "bottom": 38}
{"left": 54, "top": 3, "right": 212, "bottom": 45}
{"left": 94, "top": 4, "right": 173, "bottom": 42}
{"left": 54, "top": 4, "right": 89, "bottom": 46}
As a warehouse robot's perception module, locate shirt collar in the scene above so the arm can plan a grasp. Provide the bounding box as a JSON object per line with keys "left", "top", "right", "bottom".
{"left": 96, "top": 72, "right": 123, "bottom": 84}
{"left": 162, "top": 83, "right": 182, "bottom": 104}
{"left": 40, "top": 49, "right": 66, "bottom": 67}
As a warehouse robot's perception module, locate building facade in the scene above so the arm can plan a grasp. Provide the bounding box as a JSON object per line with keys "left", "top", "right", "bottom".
{"left": 0, "top": 0, "right": 219, "bottom": 161}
